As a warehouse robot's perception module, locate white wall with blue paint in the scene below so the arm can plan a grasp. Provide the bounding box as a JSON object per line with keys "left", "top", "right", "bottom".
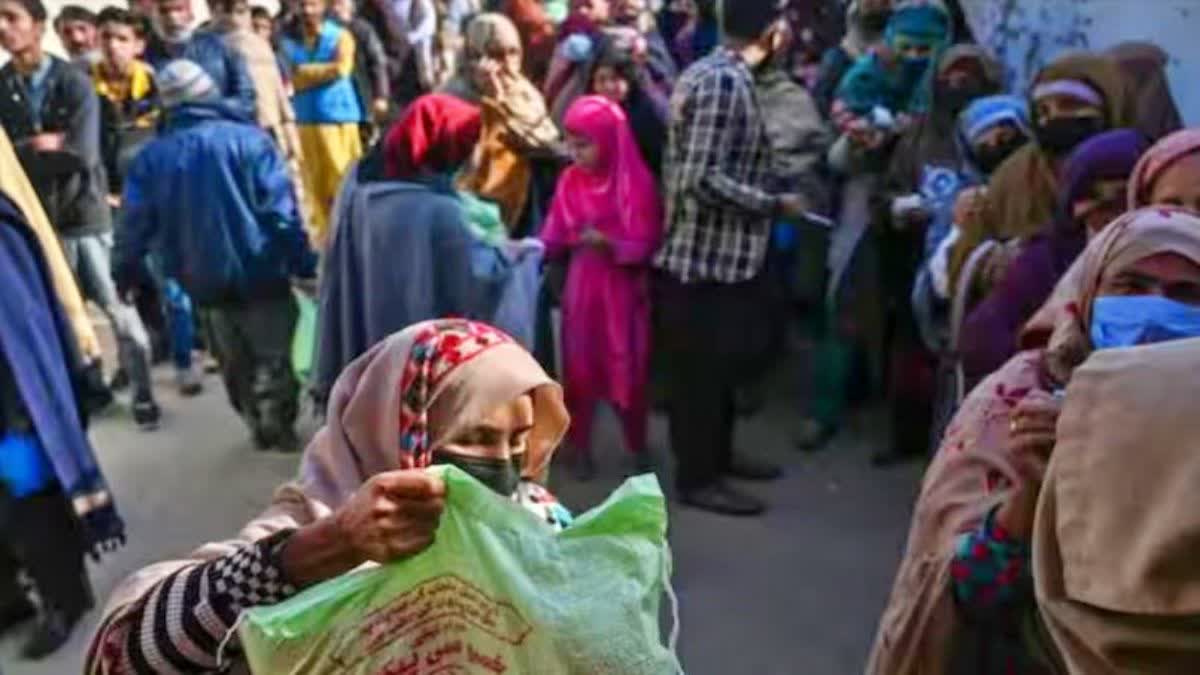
{"left": 961, "top": 0, "right": 1200, "bottom": 125}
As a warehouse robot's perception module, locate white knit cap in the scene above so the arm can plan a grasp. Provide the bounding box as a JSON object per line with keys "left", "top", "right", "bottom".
{"left": 157, "top": 59, "right": 218, "bottom": 108}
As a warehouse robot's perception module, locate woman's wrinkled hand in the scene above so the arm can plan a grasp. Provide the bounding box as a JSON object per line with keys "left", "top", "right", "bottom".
{"left": 997, "top": 390, "right": 1064, "bottom": 539}
{"left": 335, "top": 471, "right": 446, "bottom": 565}
{"left": 281, "top": 471, "right": 446, "bottom": 588}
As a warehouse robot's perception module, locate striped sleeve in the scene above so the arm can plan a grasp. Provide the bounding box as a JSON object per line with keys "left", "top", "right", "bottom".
{"left": 119, "top": 529, "right": 298, "bottom": 674}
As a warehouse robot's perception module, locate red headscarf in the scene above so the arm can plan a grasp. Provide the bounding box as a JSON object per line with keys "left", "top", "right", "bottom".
{"left": 383, "top": 94, "right": 483, "bottom": 180}
{"left": 544, "top": 95, "right": 662, "bottom": 258}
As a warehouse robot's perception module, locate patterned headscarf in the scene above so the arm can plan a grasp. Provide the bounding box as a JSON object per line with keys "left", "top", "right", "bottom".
{"left": 1127, "top": 128, "right": 1200, "bottom": 208}
{"left": 396, "top": 320, "right": 515, "bottom": 465}
{"left": 298, "top": 319, "right": 569, "bottom": 507}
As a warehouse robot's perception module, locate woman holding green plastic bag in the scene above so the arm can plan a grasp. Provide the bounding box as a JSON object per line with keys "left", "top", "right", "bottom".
{"left": 87, "top": 319, "right": 679, "bottom": 674}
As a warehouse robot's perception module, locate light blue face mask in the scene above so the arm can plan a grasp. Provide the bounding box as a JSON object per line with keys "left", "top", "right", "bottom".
{"left": 1090, "top": 295, "right": 1200, "bottom": 350}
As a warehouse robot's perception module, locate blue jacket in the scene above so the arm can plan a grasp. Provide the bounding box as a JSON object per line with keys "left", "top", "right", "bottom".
{"left": 281, "top": 20, "right": 363, "bottom": 124}
{"left": 116, "top": 102, "right": 316, "bottom": 304}
{"left": 144, "top": 31, "right": 256, "bottom": 118}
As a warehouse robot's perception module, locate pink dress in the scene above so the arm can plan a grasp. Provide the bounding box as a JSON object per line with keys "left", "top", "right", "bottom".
{"left": 539, "top": 96, "right": 663, "bottom": 453}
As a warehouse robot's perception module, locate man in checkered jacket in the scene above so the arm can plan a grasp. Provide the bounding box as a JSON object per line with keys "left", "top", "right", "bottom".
{"left": 654, "top": 0, "right": 811, "bottom": 517}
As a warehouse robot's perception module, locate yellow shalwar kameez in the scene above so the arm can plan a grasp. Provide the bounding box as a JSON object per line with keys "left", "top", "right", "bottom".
{"left": 292, "top": 28, "right": 364, "bottom": 249}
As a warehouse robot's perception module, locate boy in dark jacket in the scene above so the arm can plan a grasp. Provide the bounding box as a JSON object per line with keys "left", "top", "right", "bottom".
{"left": 116, "top": 60, "right": 317, "bottom": 452}
{"left": 0, "top": 0, "right": 160, "bottom": 430}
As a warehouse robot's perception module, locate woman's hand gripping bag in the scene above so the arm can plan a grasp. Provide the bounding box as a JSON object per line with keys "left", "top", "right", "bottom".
{"left": 239, "top": 466, "right": 682, "bottom": 674}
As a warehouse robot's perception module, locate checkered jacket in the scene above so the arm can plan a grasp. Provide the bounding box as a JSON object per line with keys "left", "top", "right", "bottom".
{"left": 655, "top": 47, "right": 777, "bottom": 284}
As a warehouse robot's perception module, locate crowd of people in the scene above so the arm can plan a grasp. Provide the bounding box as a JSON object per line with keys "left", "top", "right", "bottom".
{"left": 0, "top": 0, "right": 1194, "bottom": 670}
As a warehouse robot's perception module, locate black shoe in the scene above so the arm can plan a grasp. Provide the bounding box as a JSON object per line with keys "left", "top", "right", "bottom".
{"left": 21, "top": 607, "right": 80, "bottom": 660}
{"left": 108, "top": 368, "right": 130, "bottom": 393}
{"left": 81, "top": 363, "right": 114, "bottom": 416}
{"left": 725, "top": 454, "right": 783, "bottom": 482}
{"left": 680, "top": 482, "right": 766, "bottom": 517}
{"left": 794, "top": 419, "right": 837, "bottom": 453}
{"left": 252, "top": 427, "right": 274, "bottom": 451}
{"left": 273, "top": 427, "right": 302, "bottom": 454}
{"left": 0, "top": 595, "right": 35, "bottom": 637}
{"left": 132, "top": 396, "right": 161, "bottom": 431}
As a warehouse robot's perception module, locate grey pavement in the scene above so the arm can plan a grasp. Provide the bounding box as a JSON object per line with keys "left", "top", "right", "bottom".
{"left": 0, "top": 362, "right": 924, "bottom": 675}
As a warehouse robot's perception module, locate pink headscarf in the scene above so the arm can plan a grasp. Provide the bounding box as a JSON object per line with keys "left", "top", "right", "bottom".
{"left": 546, "top": 95, "right": 662, "bottom": 261}
{"left": 1127, "top": 127, "right": 1200, "bottom": 208}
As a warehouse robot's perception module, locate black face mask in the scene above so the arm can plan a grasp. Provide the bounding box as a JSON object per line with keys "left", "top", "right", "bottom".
{"left": 941, "top": 82, "right": 989, "bottom": 116}
{"left": 859, "top": 11, "right": 891, "bottom": 35}
{"left": 972, "top": 136, "right": 1028, "bottom": 175}
{"left": 1034, "top": 116, "right": 1106, "bottom": 156}
{"left": 431, "top": 451, "right": 522, "bottom": 496}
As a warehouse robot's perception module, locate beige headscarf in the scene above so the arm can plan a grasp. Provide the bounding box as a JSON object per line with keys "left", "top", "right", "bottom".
{"left": 1106, "top": 41, "right": 1184, "bottom": 142}
{"left": 87, "top": 319, "right": 568, "bottom": 673}
{"left": 950, "top": 52, "right": 1135, "bottom": 292}
{"left": 448, "top": 13, "right": 561, "bottom": 228}
{"left": 1127, "top": 127, "right": 1200, "bottom": 209}
{"left": 1034, "top": 337, "right": 1200, "bottom": 674}
{"left": 867, "top": 206, "right": 1200, "bottom": 675}
{"left": 0, "top": 127, "right": 100, "bottom": 360}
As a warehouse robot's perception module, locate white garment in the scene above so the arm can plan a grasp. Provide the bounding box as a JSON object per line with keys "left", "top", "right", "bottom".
{"left": 929, "top": 226, "right": 960, "bottom": 301}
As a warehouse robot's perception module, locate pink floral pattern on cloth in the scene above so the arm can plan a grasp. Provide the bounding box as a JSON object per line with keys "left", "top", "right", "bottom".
{"left": 396, "top": 320, "right": 515, "bottom": 468}
{"left": 938, "top": 350, "right": 1044, "bottom": 495}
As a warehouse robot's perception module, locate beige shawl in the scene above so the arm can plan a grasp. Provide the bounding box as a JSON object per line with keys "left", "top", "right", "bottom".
{"left": 1034, "top": 337, "right": 1200, "bottom": 674}
{"left": 0, "top": 127, "right": 100, "bottom": 360}
{"left": 449, "top": 13, "right": 561, "bottom": 229}
{"left": 86, "top": 319, "right": 568, "bottom": 673}
{"left": 867, "top": 206, "right": 1200, "bottom": 675}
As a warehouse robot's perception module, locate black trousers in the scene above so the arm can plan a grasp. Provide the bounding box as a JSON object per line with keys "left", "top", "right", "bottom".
{"left": 655, "top": 274, "right": 773, "bottom": 492}
{"left": 205, "top": 292, "right": 299, "bottom": 436}
{"left": 0, "top": 486, "right": 92, "bottom": 616}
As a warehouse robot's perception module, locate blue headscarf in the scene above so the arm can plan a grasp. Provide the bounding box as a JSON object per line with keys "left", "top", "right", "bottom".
{"left": 957, "top": 94, "right": 1032, "bottom": 177}
{"left": 834, "top": 0, "right": 951, "bottom": 116}
{"left": 0, "top": 194, "right": 124, "bottom": 557}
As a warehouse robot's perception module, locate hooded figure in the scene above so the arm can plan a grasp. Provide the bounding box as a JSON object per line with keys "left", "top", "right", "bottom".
{"left": 871, "top": 43, "right": 1006, "bottom": 465}
{"left": 869, "top": 206, "right": 1200, "bottom": 675}
{"left": 1105, "top": 41, "right": 1184, "bottom": 142}
{"left": 1035, "top": 337, "right": 1200, "bottom": 675}
{"left": 813, "top": 0, "right": 891, "bottom": 118}
{"left": 832, "top": 0, "right": 953, "bottom": 123}
{"left": 948, "top": 52, "right": 1135, "bottom": 295}
{"left": 445, "top": 13, "right": 561, "bottom": 230}
{"left": 960, "top": 129, "right": 1149, "bottom": 381}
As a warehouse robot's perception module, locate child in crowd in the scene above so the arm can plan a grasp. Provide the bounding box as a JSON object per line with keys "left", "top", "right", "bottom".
{"left": 93, "top": 7, "right": 156, "bottom": 203}
{"left": 539, "top": 96, "right": 661, "bottom": 479}
{"left": 94, "top": 7, "right": 205, "bottom": 397}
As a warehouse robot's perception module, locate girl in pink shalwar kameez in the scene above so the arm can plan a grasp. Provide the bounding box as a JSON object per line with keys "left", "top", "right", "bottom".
{"left": 540, "top": 95, "right": 663, "bottom": 478}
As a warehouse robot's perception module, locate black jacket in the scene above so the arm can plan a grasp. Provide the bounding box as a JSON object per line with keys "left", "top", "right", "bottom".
{"left": 346, "top": 17, "right": 389, "bottom": 113}
{"left": 0, "top": 56, "right": 111, "bottom": 237}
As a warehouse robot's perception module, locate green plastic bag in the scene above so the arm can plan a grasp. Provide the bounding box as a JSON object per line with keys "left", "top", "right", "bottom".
{"left": 291, "top": 290, "right": 318, "bottom": 383}
{"left": 239, "top": 466, "right": 682, "bottom": 674}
